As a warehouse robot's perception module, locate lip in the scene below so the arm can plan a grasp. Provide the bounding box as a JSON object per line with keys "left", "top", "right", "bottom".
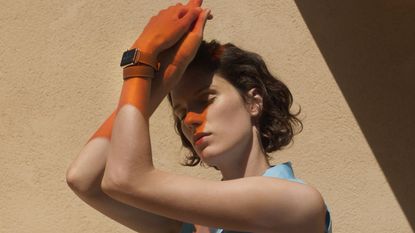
{"left": 193, "top": 132, "right": 211, "bottom": 145}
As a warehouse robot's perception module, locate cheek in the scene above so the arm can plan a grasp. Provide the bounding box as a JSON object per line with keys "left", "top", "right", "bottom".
{"left": 207, "top": 97, "right": 251, "bottom": 141}
{"left": 180, "top": 108, "right": 209, "bottom": 140}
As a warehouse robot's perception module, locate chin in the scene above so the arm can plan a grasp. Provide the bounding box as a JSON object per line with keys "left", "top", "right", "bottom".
{"left": 197, "top": 145, "right": 227, "bottom": 166}
{"left": 197, "top": 146, "right": 216, "bottom": 160}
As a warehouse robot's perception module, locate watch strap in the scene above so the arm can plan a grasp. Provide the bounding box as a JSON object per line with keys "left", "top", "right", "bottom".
{"left": 123, "top": 64, "right": 155, "bottom": 80}
{"left": 134, "top": 49, "right": 159, "bottom": 71}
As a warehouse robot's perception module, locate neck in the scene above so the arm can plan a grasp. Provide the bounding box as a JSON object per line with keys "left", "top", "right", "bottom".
{"left": 219, "top": 129, "right": 271, "bottom": 181}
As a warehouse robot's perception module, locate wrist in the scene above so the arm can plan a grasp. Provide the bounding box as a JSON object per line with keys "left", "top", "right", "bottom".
{"left": 122, "top": 39, "right": 160, "bottom": 71}
{"left": 130, "top": 38, "right": 160, "bottom": 58}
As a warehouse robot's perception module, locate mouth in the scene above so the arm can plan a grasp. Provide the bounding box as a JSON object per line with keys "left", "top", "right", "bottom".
{"left": 193, "top": 132, "right": 211, "bottom": 145}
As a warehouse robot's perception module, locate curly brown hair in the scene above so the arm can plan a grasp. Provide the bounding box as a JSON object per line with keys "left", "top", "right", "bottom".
{"left": 167, "top": 40, "right": 303, "bottom": 170}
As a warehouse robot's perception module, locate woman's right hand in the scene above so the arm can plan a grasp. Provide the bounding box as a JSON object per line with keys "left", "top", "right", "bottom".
{"left": 130, "top": 1, "right": 204, "bottom": 57}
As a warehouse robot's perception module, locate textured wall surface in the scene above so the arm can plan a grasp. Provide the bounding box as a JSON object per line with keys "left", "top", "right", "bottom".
{"left": 1, "top": 0, "right": 413, "bottom": 232}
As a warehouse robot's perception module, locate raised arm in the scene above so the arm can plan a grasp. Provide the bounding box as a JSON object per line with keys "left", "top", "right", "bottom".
{"left": 66, "top": 1, "right": 210, "bottom": 232}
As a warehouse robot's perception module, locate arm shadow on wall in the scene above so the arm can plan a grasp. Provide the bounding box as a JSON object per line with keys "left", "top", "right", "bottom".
{"left": 294, "top": 0, "right": 415, "bottom": 229}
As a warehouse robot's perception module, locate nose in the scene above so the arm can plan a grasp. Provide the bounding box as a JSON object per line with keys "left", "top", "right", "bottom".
{"left": 182, "top": 111, "right": 203, "bottom": 132}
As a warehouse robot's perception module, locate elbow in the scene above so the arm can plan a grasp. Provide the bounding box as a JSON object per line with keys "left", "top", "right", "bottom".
{"left": 100, "top": 168, "right": 130, "bottom": 197}
{"left": 101, "top": 167, "right": 155, "bottom": 199}
{"left": 100, "top": 173, "right": 117, "bottom": 196}
{"left": 65, "top": 167, "right": 85, "bottom": 193}
{"left": 65, "top": 166, "right": 99, "bottom": 197}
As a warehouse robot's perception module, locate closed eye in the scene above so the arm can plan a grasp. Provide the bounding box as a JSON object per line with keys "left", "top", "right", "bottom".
{"left": 193, "top": 96, "right": 216, "bottom": 117}
{"left": 175, "top": 96, "right": 216, "bottom": 121}
{"left": 173, "top": 87, "right": 217, "bottom": 120}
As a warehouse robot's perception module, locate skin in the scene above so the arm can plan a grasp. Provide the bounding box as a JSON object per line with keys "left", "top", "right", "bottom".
{"left": 171, "top": 68, "right": 271, "bottom": 181}
{"left": 67, "top": 0, "right": 327, "bottom": 232}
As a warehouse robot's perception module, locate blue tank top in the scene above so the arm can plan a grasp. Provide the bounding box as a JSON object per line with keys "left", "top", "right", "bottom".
{"left": 180, "top": 161, "right": 332, "bottom": 233}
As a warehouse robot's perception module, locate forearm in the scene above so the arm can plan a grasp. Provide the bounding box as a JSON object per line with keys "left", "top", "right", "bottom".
{"left": 86, "top": 109, "right": 117, "bottom": 144}
{"left": 68, "top": 65, "right": 185, "bottom": 195}
{"left": 67, "top": 80, "right": 153, "bottom": 193}
{"left": 86, "top": 73, "right": 174, "bottom": 145}
{"left": 149, "top": 64, "right": 184, "bottom": 115}
{"left": 67, "top": 109, "right": 116, "bottom": 194}
{"left": 66, "top": 138, "right": 109, "bottom": 195}
{"left": 102, "top": 76, "right": 154, "bottom": 187}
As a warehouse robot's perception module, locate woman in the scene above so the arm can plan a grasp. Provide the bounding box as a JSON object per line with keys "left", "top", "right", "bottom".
{"left": 66, "top": 0, "right": 332, "bottom": 232}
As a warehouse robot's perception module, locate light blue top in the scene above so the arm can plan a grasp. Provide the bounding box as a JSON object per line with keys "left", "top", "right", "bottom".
{"left": 180, "top": 161, "right": 332, "bottom": 233}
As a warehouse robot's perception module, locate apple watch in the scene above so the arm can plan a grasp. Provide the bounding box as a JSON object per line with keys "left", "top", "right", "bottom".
{"left": 120, "top": 48, "right": 159, "bottom": 71}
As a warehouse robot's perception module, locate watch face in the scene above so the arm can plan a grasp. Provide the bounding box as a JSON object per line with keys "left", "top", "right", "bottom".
{"left": 120, "top": 49, "right": 137, "bottom": 67}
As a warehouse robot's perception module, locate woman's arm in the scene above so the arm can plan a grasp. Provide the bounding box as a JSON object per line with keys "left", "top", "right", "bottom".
{"left": 65, "top": 83, "right": 185, "bottom": 233}
{"left": 66, "top": 1, "right": 210, "bottom": 232}
{"left": 66, "top": 137, "right": 183, "bottom": 233}
{"left": 100, "top": 3, "right": 326, "bottom": 233}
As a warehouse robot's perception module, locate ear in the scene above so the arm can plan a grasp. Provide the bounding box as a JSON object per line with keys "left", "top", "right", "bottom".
{"left": 246, "top": 88, "right": 263, "bottom": 117}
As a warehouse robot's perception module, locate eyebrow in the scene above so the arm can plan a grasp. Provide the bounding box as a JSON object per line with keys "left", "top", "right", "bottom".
{"left": 172, "top": 85, "right": 214, "bottom": 112}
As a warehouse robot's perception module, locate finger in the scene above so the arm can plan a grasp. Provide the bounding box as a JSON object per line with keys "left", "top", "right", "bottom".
{"left": 180, "top": 7, "right": 202, "bottom": 30}
{"left": 191, "top": 8, "right": 210, "bottom": 36}
{"left": 186, "top": 0, "right": 202, "bottom": 7}
{"left": 177, "top": 7, "right": 189, "bottom": 19}
{"left": 167, "top": 3, "right": 183, "bottom": 12}
{"left": 175, "top": 2, "right": 184, "bottom": 7}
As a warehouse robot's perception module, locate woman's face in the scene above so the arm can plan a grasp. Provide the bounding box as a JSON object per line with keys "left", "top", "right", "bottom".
{"left": 170, "top": 69, "right": 255, "bottom": 167}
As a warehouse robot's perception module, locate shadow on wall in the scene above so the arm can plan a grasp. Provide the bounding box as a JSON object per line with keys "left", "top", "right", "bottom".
{"left": 294, "top": 0, "right": 415, "bottom": 230}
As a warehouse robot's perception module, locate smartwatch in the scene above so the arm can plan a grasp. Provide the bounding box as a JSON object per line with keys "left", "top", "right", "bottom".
{"left": 120, "top": 48, "right": 159, "bottom": 71}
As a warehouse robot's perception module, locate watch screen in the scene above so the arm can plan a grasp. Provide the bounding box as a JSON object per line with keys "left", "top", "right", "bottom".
{"left": 120, "top": 49, "right": 136, "bottom": 66}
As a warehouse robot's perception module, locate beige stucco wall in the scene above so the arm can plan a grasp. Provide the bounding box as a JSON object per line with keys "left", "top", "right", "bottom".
{"left": 1, "top": 0, "right": 414, "bottom": 232}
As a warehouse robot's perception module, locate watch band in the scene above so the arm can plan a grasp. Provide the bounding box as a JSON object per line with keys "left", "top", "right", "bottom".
{"left": 133, "top": 49, "right": 159, "bottom": 71}
{"left": 123, "top": 64, "right": 155, "bottom": 80}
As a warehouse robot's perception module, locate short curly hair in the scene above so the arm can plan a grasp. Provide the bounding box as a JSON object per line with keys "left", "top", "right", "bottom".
{"left": 167, "top": 40, "right": 303, "bottom": 170}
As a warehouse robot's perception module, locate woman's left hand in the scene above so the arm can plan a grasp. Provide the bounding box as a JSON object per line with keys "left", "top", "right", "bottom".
{"left": 131, "top": 0, "right": 207, "bottom": 57}
{"left": 152, "top": 0, "right": 212, "bottom": 96}
{"left": 158, "top": 2, "right": 212, "bottom": 69}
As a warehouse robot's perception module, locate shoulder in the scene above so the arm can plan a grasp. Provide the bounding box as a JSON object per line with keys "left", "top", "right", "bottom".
{"left": 261, "top": 162, "right": 330, "bottom": 233}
